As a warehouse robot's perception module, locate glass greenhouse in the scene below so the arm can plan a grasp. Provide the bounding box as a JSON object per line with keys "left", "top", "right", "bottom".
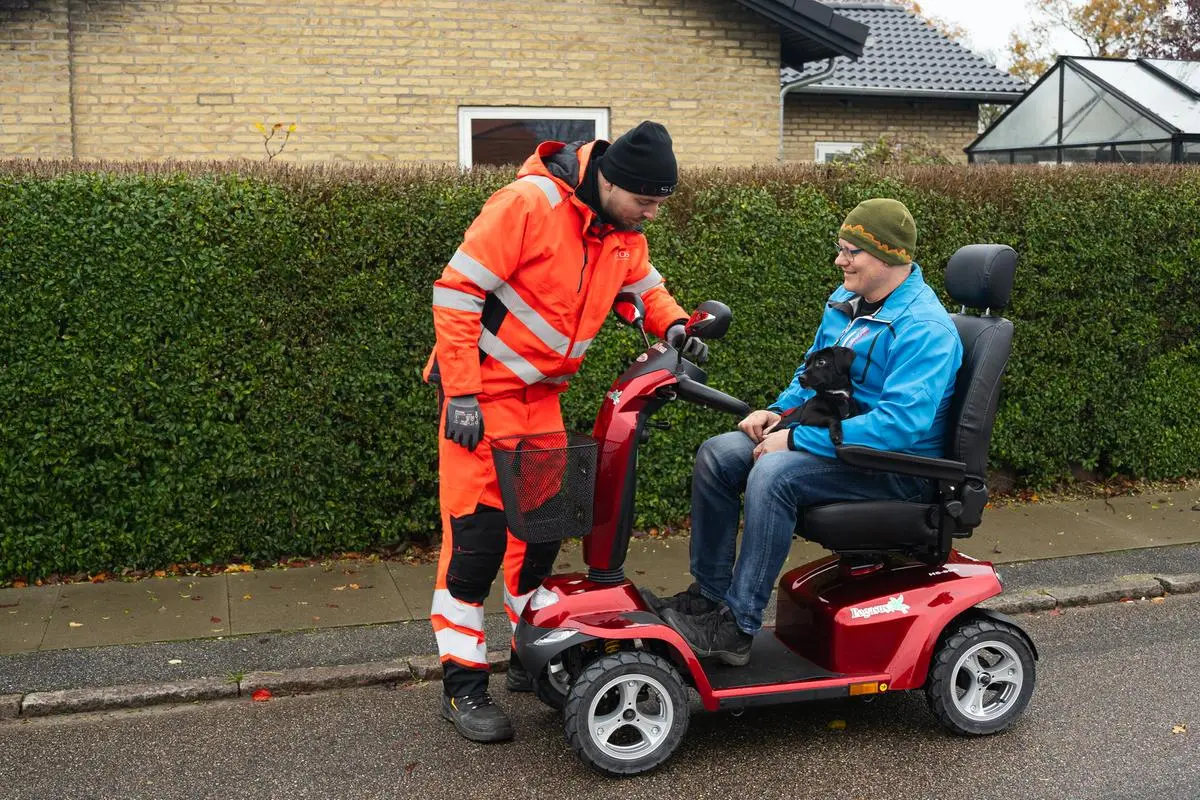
{"left": 967, "top": 57, "right": 1200, "bottom": 165}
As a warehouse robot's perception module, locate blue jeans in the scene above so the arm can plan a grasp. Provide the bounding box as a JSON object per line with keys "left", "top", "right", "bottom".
{"left": 689, "top": 431, "right": 933, "bottom": 634}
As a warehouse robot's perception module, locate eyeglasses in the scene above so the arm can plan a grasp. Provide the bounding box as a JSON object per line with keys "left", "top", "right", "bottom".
{"left": 835, "top": 245, "right": 865, "bottom": 260}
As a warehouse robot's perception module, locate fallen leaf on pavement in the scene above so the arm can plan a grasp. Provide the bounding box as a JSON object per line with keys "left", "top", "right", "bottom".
{"left": 1173, "top": 724, "right": 1187, "bottom": 734}
{"left": 153, "top": 571, "right": 166, "bottom": 578}
{"left": 270, "top": 585, "right": 282, "bottom": 590}
{"left": 252, "top": 689, "right": 272, "bottom": 702}
{"left": 210, "top": 616, "right": 222, "bottom": 623}
{"left": 349, "top": 583, "right": 360, "bottom": 590}
{"left": 1151, "top": 597, "right": 1166, "bottom": 604}
{"left": 1049, "top": 608, "right": 1063, "bottom": 616}
{"left": 168, "top": 659, "right": 182, "bottom": 665}
{"left": 243, "top": 594, "right": 253, "bottom": 600}
{"left": 827, "top": 719, "right": 846, "bottom": 731}
{"left": 191, "top": 596, "right": 203, "bottom": 601}
{"left": 11, "top": 580, "right": 27, "bottom": 589}
{"left": 332, "top": 585, "right": 347, "bottom": 591}
{"left": 327, "top": 604, "right": 339, "bottom": 609}
{"left": 68, "top": 622, "right": 83, "bottom": 627}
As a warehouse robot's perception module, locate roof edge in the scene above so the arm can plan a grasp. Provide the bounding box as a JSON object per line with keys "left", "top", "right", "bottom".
{"left": 785, "top": 85, "right": 1024, "bottom": 103}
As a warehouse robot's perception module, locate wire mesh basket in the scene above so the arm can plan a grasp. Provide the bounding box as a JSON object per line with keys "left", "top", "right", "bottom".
{"left": 490, "top": 431, "right": 598, "bottom": 544}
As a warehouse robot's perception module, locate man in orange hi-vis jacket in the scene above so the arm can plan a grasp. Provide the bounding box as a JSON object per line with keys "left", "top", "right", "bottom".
{"left": 424, "top": 121, "right": 707, "bottom": 742}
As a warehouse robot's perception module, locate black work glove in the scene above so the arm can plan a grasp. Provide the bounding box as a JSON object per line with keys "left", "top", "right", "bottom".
{"left": 666, "top": 323, "right": 709, "bottom": 364}
{"left": 444, "top": 395, "right": 484, "bottom": 451}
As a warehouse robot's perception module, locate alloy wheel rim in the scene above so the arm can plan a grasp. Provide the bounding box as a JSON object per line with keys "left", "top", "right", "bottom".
{"left": 951, "top": 640, "right": 1024, "bottom": 721}
{"left": 586, "top": 673, "right": 674, "bottom": 760}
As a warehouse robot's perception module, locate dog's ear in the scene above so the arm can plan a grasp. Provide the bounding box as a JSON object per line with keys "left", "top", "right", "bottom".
{"left": 833, "top": 346, "right": 856, "bottom": 374}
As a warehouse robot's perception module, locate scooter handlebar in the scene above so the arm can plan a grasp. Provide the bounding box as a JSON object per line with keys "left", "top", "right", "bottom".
{"left": 673, "top": 375, "right": 751, "bottom": 417}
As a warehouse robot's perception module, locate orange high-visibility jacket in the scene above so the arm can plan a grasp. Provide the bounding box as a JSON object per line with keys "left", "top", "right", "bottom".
{"left": 424, "top": 140, "right": 687, "bottom": 399}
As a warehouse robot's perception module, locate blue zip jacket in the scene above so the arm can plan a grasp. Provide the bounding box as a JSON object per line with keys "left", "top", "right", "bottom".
{"left": 770, "top": 264, "right": 963, "bottom": 459}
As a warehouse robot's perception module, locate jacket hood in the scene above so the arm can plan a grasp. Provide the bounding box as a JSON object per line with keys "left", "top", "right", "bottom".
{"left": 518, "top": 140, "right": 607, "bottom": 192}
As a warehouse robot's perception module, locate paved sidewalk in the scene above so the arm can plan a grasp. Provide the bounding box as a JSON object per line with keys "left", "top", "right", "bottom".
{"left": 4, "top": 488, "right": 1197, "bottom": 657}
{"left": 0, "top": 489, "right": 1197, "bottom": 717}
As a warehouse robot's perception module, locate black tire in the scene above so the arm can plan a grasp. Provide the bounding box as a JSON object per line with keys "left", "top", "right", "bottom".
{"left": 926, "top": 617, "right": 1036, "bottom": 736}
{"left": 563, "top": 651, "right": 689, "bottom": 777}
{"left": 532, "top": 651, "right": 571, "bottom": 711}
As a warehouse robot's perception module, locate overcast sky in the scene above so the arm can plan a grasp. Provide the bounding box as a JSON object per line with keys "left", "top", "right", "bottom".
{"left": 903, "top": 0, "right": 1082, "bottom": 69}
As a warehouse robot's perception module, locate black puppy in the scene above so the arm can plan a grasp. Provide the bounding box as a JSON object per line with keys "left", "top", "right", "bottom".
{"left": 770, "top": 346, "right": 860, "bottom": 445}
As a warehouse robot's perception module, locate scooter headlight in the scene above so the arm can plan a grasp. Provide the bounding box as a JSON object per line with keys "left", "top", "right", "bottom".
{"left": 529, "top": 585, "right": 561, "bottom": 612}
{"left": 533, "top": 628, "right": 578, "bottom": 647}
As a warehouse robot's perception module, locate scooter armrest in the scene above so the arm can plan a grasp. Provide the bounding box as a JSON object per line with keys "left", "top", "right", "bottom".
{"left": 834, "top": 445, "right": 967, "bottom": 482}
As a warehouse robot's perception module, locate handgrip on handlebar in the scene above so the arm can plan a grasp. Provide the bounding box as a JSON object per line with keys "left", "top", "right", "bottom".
{"left": 674, "top": 376, "right": 750, "bottom": 417}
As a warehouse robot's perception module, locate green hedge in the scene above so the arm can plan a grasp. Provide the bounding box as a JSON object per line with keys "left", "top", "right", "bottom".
{"left": 1, "top": 161, "right": 1197, "bottom": 579}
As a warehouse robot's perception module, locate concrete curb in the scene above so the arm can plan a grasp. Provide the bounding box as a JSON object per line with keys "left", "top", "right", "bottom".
{"left": 6, "top": 573, "right": 1197, "bottom": 721}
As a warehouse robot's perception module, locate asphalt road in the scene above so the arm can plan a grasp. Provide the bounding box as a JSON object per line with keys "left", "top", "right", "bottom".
{"left": 3, "top": 595, "right": 1197, "bottom": 800}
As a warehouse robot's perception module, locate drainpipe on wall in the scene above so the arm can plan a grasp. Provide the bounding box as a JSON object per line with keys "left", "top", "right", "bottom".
{"left": 779, "top": 58, "right": 838, "bottom": 163}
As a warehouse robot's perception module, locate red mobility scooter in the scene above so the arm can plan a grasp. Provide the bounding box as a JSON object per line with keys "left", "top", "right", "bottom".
{"left": 500, "top": 245, "right": 1036, "bottom": 776}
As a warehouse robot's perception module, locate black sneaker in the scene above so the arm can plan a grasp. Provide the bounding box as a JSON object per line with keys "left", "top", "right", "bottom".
{"left": 662, "top": 606, "right": 754, "bottom": 667}
{"left": 505, "top": 656, "right": 532, "bottom": 693}
{"left": 640, "top": 582, "right": 721, "bottom": 617}
{"left": 440, "top": 692, "right": 515, "bottom": 743}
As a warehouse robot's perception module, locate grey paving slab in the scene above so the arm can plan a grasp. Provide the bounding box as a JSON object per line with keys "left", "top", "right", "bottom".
{"left": 0, "top": 584, "right": 58, "bottom": 655}
{"left": 227, "top": 561, "right": 407, "bottom": 635}
{"left": 966, "top": 504, "right": 1155, "bottom": 562}
{"left": 1069, "top": 493, "right": 1200, "bottom": 545}
{"left": 41, "top": 576, "right": 229, "bottom": 650}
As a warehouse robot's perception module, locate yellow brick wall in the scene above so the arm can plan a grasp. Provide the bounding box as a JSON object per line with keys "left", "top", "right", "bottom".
{"left": 0, "top": 0, "right": 785, "bottom": 165}
{"left": 784, "top": 94, "right": 981, "bottom": 163}
{"left": 0, "top": 1, "right": 74, "bottom": 158}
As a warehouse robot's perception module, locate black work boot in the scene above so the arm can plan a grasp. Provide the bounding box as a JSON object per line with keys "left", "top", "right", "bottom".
{"left": 640, "top": 582, "right": 721, "bottom": 617}
{"left": 662, "top": 606, "right": 754, "bottom": 667}
{"left": 440, "top": 692, "right": 515, "bottom": 743}
{"left": 505, "top": 650, "right": 532, "bottom": 693}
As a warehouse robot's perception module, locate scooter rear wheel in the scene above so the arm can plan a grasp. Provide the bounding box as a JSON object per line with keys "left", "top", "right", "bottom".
{"left": 926, "top": 617, "right": 1036, "bottom": 736}
{"left": 563, "top": 650, "right": 689, "bottom": 777}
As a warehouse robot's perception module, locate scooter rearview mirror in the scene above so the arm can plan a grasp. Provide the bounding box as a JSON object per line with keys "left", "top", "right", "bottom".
{"left": 612, "top": 292, "right": 646, "bottom": 329}
{"left": 685, "top": 300, "right": 732, "bottom": 340}
{"left": 612, "top": 292, "right": 650, "bottom": 347}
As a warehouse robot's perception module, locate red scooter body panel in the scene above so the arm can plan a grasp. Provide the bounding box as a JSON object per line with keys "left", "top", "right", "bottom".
{"left": 522, "top": 573, "right": 720, "bottom": 705}
{"left": 776, "top": 550, "right": 1003, "bottom": 690}
{"left": 584, "top": 366, "right": 675, "bottom": 572}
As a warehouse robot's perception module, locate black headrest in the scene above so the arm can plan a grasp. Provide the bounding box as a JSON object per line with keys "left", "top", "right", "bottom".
{"left": 944, "top": 244, "right": 1017, "bottom": 311}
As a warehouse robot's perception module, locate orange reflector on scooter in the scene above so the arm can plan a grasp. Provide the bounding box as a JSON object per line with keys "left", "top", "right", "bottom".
{"left": 849, "top": 681, "right": 888, "bottom": 696}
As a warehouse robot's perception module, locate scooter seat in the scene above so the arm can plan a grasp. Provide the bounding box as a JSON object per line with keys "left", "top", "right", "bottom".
{"left": 801, "top": 500, "right": 940, "bottom": 554}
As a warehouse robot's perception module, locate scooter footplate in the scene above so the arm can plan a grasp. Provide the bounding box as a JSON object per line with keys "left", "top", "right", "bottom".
{"left": 706, "top": 629, "right": 839, "bottom": 689}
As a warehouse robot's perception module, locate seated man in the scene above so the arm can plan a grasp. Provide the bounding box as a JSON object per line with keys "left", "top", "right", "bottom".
{"left": 650, "top": 198, "right": 964, "bottom": 666}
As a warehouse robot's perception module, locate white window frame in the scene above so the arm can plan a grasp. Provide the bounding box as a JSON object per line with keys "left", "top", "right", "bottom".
{"left": 457, "top": 107, "right": 610, "bottom": 168}
{"left": 815, "top": 141, "right": 863, "bottom": 163}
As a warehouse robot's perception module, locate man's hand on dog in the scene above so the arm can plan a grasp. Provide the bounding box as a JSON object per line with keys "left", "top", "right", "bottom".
{"left": 752, "top": 429, "right": 791, "bottom": 460}
{"left": 739, "top": 409, "right": 781, "bottom": 443}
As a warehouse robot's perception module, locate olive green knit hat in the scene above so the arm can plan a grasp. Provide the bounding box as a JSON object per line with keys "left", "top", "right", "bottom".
{"left": 839, "top": 198, "right": 917, "bottom": 266}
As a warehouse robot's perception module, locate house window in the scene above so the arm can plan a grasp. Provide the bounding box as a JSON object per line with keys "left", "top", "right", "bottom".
{"left": 815, "top": 141, "right": 862, "bottom": 163}
{"left": 458, "top": 107, "right": 610, "bottom": 168}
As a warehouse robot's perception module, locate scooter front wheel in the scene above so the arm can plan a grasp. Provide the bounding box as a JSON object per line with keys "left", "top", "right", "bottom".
{"left": 926, "top": 617, "right": 1036, "bottom": 735}
{"left": 563, "top": 650, "right": 689, "bottom": 777}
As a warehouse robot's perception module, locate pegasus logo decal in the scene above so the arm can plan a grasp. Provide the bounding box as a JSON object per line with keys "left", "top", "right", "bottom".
{"left": 849, "top": 595, "right": 910, "bottom": 620}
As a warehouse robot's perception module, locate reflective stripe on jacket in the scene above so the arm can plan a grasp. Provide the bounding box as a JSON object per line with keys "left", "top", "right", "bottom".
{"left": 424, "top": 140, "right": 687, "bottom": 398}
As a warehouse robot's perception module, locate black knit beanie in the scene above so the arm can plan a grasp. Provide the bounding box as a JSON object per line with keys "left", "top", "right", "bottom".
{"left": 600, "top": 121, "right": 678, "bottom": 197}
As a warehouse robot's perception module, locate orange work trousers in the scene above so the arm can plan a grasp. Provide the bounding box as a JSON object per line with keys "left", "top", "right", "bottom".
{"left": 431, "top": 390, "right": 564, "bottom": 697}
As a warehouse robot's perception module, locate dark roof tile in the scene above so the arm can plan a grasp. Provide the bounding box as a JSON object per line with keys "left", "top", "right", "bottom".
{"left": 782, "top": 2, "right": 1026, "bottom": 100}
